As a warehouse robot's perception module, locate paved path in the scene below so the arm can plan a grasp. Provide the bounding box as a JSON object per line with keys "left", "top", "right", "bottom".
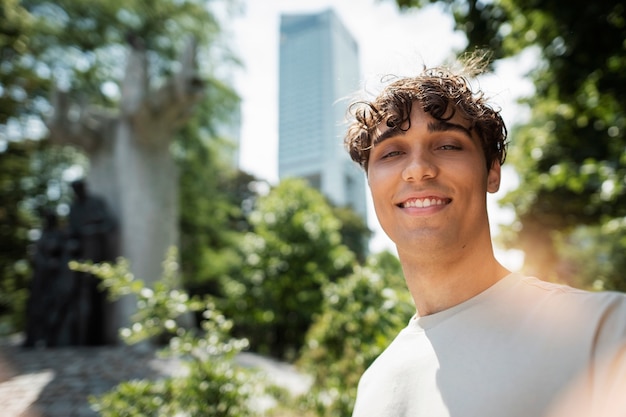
{"left": 0, "top": 335, "right": 311, "bottom": 417}
{"left": 0, "top": 334, "right": 184, "bottom": 417}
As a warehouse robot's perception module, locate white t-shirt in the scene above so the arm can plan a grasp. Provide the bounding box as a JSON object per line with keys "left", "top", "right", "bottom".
{"left": 351, "top": 273, "right": 626, "bottom": 417}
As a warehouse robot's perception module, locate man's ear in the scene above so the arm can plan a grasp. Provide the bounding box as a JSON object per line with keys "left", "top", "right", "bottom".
{"left": 487, "top": 161, "right": 501, "bottom": 193}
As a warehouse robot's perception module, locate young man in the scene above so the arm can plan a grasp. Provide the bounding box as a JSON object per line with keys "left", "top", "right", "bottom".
{"left": 344, "top": 58, "right": 626, "bottom": 417}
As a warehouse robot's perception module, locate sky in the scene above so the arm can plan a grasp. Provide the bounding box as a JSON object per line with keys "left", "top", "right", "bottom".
{"left": 229, "top": 0, "right": 536, "bottom": 269}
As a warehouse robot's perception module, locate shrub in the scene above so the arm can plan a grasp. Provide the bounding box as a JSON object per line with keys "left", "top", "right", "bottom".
{"left": 71, "top": 248, "right": 264, "bottom": 417}
{"left": 221, "top": 179, "right": 355, "bottom": 361}
{"left": 297, "top": 252, "right": 414, "bottom": 416}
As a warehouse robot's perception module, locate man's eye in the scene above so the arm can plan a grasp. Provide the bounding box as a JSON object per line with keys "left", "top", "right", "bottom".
{"left": 382, "top": 150, "right": 402, "bottom": 159}
{"left": 439, "top": 144, "right": 461, "bottom": 151}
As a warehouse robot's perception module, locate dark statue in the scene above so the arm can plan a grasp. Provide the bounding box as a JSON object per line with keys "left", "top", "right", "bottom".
{"left": 24, "top": 180, "right": 115, "bottom": 347}
{"left": 23, "top": 210, "right": 65, "bottom": 347}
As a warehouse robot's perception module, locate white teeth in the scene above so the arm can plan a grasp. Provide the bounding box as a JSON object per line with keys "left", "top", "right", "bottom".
{"left": 402, "top": 198, "right": 444, "bottom": 208}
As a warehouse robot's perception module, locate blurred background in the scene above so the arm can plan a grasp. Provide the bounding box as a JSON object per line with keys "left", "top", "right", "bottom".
{"left": 1, "top": 0, "right": 625, "bottom": 415}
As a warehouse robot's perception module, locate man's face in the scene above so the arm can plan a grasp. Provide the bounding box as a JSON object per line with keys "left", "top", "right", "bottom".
{"left": 366, "top": 104, "right": 501, "bottom": 257}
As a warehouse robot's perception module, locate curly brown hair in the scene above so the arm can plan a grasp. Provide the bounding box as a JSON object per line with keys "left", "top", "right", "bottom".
{"left": 345, "top": 60, "right": 508, "bottom": 173}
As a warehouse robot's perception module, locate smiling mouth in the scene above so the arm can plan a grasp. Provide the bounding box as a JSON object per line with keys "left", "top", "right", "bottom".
{"left": 398, "top": 197, "right": 451, "bottom": 208}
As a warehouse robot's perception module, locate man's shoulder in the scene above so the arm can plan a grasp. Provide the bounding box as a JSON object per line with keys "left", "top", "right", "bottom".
{"left": 517, "top": 274, "right": 626, "bottom": 339}
{"left": 505, "top": 274, "right": 626, "bottom": 328}
{"left": 514, "top": 274, "right": 626, "bottom": 303}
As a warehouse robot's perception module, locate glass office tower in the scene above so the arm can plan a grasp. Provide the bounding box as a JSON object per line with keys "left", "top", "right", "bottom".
{"left": 278, "top": 8, "right": 367, "bottom": 219}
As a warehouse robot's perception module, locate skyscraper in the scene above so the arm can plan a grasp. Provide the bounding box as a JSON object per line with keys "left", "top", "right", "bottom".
{"left": 278, "top": 8, "right": 367, "bottom": 219}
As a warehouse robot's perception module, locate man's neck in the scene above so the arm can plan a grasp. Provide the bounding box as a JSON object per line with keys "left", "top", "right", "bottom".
{"left": 398, "top": 244, "right": 509, "bottom": 317}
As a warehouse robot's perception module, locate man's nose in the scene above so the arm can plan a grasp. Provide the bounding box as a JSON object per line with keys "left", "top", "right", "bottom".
{"left": 401, "top": 151, "right": 437, "bottom": 181}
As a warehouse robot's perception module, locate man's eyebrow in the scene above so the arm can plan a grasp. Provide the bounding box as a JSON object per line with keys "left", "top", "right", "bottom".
{"left": 373, "top": 120, "right": 473, "bottom": 146}
{"left": 428, "top": 120, "right": 472, "bottom": 138}
{"left": 373, "top": 126, "right": 404, "bottom": 145}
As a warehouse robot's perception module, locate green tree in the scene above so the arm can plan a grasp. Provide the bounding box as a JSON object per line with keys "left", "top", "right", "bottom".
{"left": 553, "top": 221, "right": 626, "bottom": 292}
{"left": 0, "top": 0, "right": 50, "bottom": 125}
{"left": 298, "top": 251, "right": 413, "bottom": 416}
{"left": 37, "top": 0, "right": 241, "bottom": 324}
{"left": 1, "top": 0, "right": 245, "bottom": 334}
{"left": 176, "top": 92, "right": 262, "bottom": 297}
{"left": 222, "top": 178, "right": 356, "bottom": 361}
{"left": 3, "top": 0, "right": 233, "bottom": 125}
{"left": 0, "top": 140, "right": 37, "bottom": 332}
{"left": 332, "top": 205, "right": 372, "bottom": 264}
{"left": 393, "top": 0, "right": 626, "bottom": 288}
{"left": 0, "top": 139, "right": 86, "bottom": 333}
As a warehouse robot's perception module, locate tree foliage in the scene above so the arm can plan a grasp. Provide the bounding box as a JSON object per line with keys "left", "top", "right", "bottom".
{"left": 0, "top": 140, "right": 36, "bottom": 332}
{"left": 394, "top": 0, "right": 626, "bottom": 287}
{"left": 221, "top": 178, "right": 356, "bottom": 360}
{"left": 70, "top": 248, "right": 263, "bottom": 417}
{"left": 331, "top": 205, "right": 372, "bottom": 264}
{"left": 2, "top": 0, "right": 235, "bottom": 133}
{"left": 554, "top": 220, "right": 626, "bottom": 293}
{"left": 298, "top": 251, "right": 413, "bottom": 416}
{"left": 0, "top": 139, "right": 86, "bottom": 332}
{"left": 1, "top": 0, "right": 50, "bottom": 125}
{"left": 174, "top": 79, "right": 257, "bottom": 297}
{"left": 1, "top": 0, "right": 245, "bottom": 330}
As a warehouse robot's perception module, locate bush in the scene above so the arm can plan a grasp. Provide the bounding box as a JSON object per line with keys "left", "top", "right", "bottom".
{"left": 297, "top": 252, "right": 414, "bottom": 416}
{"left": 92, "top": 356, "right": 259, "bottom": 417}
{"left": 71, "top": 248, "right": 265, "bottom": 417}
{"left": 221, "top": 179, "right": 355, "bottom": 361}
